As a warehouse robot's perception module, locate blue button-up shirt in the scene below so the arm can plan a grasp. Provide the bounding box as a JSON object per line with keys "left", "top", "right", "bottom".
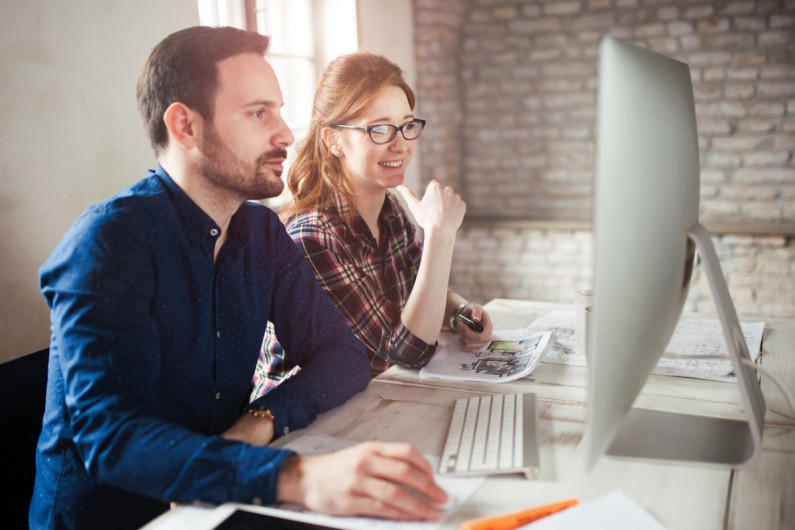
{"left": 31, "top": 167, "right": 370, "bottom": 529}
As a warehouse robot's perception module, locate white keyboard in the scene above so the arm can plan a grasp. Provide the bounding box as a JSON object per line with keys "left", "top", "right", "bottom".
{"left": 438, "top": 392, "right": 540, "bottom": 479}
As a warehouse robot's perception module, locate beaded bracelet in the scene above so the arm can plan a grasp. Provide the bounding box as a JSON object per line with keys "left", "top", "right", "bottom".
{"left": 246, "top": 407, "right": 274, "bottom": 421}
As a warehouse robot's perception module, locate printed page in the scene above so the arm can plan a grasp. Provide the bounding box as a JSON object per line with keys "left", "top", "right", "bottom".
{"left": 419, "top": 329, "right": 555, "bottom": 383}
{"left": 526, "top": 311, "right": 584, "bottom": 366}
{"left": 527, "top": 311, "right": 764, "bottom": 383}
{"left": 655, "top": 318, "right": 763, "bottom": 382}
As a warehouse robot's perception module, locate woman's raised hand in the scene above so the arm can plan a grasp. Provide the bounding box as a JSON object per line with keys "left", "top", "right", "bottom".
{"left": 396, "top": 180, "right": 466, "bottom": 239}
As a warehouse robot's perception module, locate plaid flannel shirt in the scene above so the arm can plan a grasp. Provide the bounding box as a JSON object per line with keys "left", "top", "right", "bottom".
{"left": 252, "top": 191, "right": 437, "bottom": 398}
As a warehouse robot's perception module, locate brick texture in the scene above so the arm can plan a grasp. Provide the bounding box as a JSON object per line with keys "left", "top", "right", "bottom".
{"left": 449, "top": 225, "right": 794, "bottom": 318}
{"left": 413, "top": 0, "right": 794, "bottom": 317}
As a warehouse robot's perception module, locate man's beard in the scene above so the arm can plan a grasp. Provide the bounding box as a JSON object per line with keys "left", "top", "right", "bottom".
{"left": 199, "top": 125, "right": 286, "bottom": 200}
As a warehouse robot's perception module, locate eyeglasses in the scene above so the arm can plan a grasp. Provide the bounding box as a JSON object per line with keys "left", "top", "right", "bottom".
{"left": 334, "top": 118, "right": 426, "bottom": 144}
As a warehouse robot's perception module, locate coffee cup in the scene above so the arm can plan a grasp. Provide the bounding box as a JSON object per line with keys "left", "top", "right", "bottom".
{"left": 582, "top": 306, "right": 593, "bottom": 362}
{"left": 574, "top": 289, "right": 592, "bottom": 360}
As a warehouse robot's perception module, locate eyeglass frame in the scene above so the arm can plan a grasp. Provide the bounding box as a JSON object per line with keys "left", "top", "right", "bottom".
{"left": 333, "top": 118, "right": 426, "bottom": 145}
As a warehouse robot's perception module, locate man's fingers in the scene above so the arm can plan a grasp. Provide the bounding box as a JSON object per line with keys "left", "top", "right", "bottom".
{"left": 365, "top": 443, "right": 448, "bottom": 506}
{"left": 369, "top": 442, "right": 434, "bottom": 477}
{"left": 280, "top": 442, "right": 448, "bottom": 522}
{"left": 352, "top": 475, "right": 443, "bottom": 521}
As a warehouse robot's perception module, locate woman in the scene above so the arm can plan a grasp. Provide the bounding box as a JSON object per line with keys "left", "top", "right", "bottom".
{"left": 252, "top": 51, "right": 493, "bottom": 397}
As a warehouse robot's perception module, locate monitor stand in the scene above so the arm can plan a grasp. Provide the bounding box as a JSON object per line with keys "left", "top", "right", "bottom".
{"left": 605, "top": 223, "right": 766, "bottom": 467}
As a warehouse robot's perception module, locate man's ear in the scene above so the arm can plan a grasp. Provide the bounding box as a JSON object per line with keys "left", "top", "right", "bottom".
{"left": 163, "top": 102, "right": 202, "bottom": 151}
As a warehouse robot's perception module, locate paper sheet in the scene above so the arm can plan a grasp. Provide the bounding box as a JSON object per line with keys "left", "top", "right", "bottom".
{"left": 527, "top": 311, "right": 764, "bottom": 383}
{"left": 419, "top": 329, "right": 554, "bottom": 382}
{"left": 526, "top": 312, "right": 585, "bottom": 366}
{"left": 522, "top": 490, "right": 667, "bottom": 529}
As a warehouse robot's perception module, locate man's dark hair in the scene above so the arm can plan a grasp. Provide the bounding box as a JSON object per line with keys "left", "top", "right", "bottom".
{"left": 136, "top": 26, "right": 270, "bottom": 155}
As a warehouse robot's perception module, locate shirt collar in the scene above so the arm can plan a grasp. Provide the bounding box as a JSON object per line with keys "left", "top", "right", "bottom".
{"left": 150, "top": 165, "right": 251, "bottom": 253}
{"left": 330, "top": 190, "right": 401, "bottom": 242}
{"left": 152, "top": 166, "right": 219, "bottom": 245}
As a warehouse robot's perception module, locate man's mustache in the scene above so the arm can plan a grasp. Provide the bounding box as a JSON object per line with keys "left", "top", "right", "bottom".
{"left": 258, "top": 148, "right": 288, "bottom": 164}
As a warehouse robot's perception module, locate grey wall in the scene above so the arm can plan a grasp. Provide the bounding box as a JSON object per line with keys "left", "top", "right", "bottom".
{"left": 0, "top": 1, "right": 199, "bottom": 363}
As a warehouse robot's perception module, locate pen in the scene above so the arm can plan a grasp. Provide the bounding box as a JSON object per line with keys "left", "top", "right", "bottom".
{"left": 455, "top": 313, "right": 484, "bottom": 333}
{"left": 458, "top": 498, "right": 579, "bottom": 530}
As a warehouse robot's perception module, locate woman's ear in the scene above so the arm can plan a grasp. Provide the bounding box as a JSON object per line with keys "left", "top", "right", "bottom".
{"left": 163, "top": 102, "right": 202, "bottom": 151}
{"left": 321, "top": 126, "right": 342, "bottom": 157}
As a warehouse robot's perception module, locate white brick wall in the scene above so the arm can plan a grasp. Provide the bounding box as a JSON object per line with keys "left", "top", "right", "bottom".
{"left": 416, "top": 1, "right": 794, "bottom": 223}
{"left": 450, "top": 226, "right": 794, "bottom": 319}
{"left": 415, "top": 0, "right": 794, "bottom": 316}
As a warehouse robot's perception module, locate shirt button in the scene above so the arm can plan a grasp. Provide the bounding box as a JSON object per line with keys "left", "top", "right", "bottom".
{"left": 216, "top": 330, "right": 221, "bottom": 338}
{"left": 252, "top": 497, "right": 263, "bottom": 506}
{"left": 210, "top": 228, "right": 219, "bottom": 237}
{"left": 283, "top": 426, "right": 290, "bottom": 435}
{"left": 215, "top": 392, "right": 221, "bottom": 400}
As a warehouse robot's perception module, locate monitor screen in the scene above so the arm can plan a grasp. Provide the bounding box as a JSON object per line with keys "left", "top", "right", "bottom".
{"left": 584, "top": 36, "right": 765, "bottom": 471}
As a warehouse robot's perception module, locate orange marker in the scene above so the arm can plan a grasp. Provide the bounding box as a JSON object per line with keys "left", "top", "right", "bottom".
{"left": 459, "top": 498, "right": 579, "bottom": 530}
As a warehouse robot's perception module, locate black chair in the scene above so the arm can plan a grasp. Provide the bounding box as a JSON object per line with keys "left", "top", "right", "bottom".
{"left": 0, "top": 347, "right": 49, "bottom": 530}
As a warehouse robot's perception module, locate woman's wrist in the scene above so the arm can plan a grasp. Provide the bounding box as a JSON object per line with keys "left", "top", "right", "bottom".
{"left": 422, "top": 226, "right": 458, "bottom": 249}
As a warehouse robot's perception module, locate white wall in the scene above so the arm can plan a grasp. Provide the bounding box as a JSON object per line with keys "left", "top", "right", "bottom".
{"left": 356, "top": 0, "right": 421, "bottom": 192}
{"left": 0, "top": 1, "right": 199, "bottom": 363}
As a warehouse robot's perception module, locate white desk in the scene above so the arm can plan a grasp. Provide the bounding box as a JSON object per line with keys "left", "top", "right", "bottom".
{"left": 146, "top": 299, "right": 795, "bottom": 529}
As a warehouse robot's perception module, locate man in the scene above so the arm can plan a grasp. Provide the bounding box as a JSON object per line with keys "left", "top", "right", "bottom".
{"left": 31, "top": 26, "right": 447, "bottom": 529}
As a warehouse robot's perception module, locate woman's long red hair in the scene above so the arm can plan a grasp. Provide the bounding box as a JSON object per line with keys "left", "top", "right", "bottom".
{"left": 280, "top": 50, "right": 415, "bottom": 221}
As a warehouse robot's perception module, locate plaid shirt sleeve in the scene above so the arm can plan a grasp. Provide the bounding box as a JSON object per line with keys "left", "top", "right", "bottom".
{"left": 290, "top": 211, "right": 437, "bottom": 376}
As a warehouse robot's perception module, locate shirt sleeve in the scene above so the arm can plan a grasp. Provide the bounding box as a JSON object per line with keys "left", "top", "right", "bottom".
{"left": 288, "top": 214, "right": 437, "bottom": 370}
{"left": 249, "top": 216, "right": 371, "bottom": 435}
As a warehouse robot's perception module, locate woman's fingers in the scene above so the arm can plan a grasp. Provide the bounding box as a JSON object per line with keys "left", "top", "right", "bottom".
{"left": 397, "top": 181, "right": 466, "bottom": 234}
{"left": 457, "top": 305, "right": 494, "bottom": 350}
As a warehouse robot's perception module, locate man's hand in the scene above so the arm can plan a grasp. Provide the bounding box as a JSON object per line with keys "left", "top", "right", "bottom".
{"left": 455, "top": 303, "right": 494, "bottom": 351}
{"left": 276, "top": 441, "right": 449, "bottom": 521}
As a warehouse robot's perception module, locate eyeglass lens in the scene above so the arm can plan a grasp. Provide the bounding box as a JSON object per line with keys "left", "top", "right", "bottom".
{"left": 369, "top": 120, "right": 425, "bottom": 144}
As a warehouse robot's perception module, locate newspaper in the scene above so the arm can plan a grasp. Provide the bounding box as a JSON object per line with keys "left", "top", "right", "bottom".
{"left": 527, "top": 310, "right": 764, "bottom": 383}
{"left": 419, "top": 328, "right": 555, "bottom": 383}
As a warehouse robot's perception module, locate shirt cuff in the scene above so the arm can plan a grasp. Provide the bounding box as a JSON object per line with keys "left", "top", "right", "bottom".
{"left": 388, "top": 321, "right": 438, "bottom": 367}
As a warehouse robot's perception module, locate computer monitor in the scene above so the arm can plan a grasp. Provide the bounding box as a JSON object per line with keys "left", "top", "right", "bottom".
{"left": 584, "top": 36, "right": 766, "bottom": 471}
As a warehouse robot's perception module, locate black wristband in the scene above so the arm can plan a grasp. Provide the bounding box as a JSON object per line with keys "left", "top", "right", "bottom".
{"left": 449, "top": 302, "right": 471, "bottom": 332}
